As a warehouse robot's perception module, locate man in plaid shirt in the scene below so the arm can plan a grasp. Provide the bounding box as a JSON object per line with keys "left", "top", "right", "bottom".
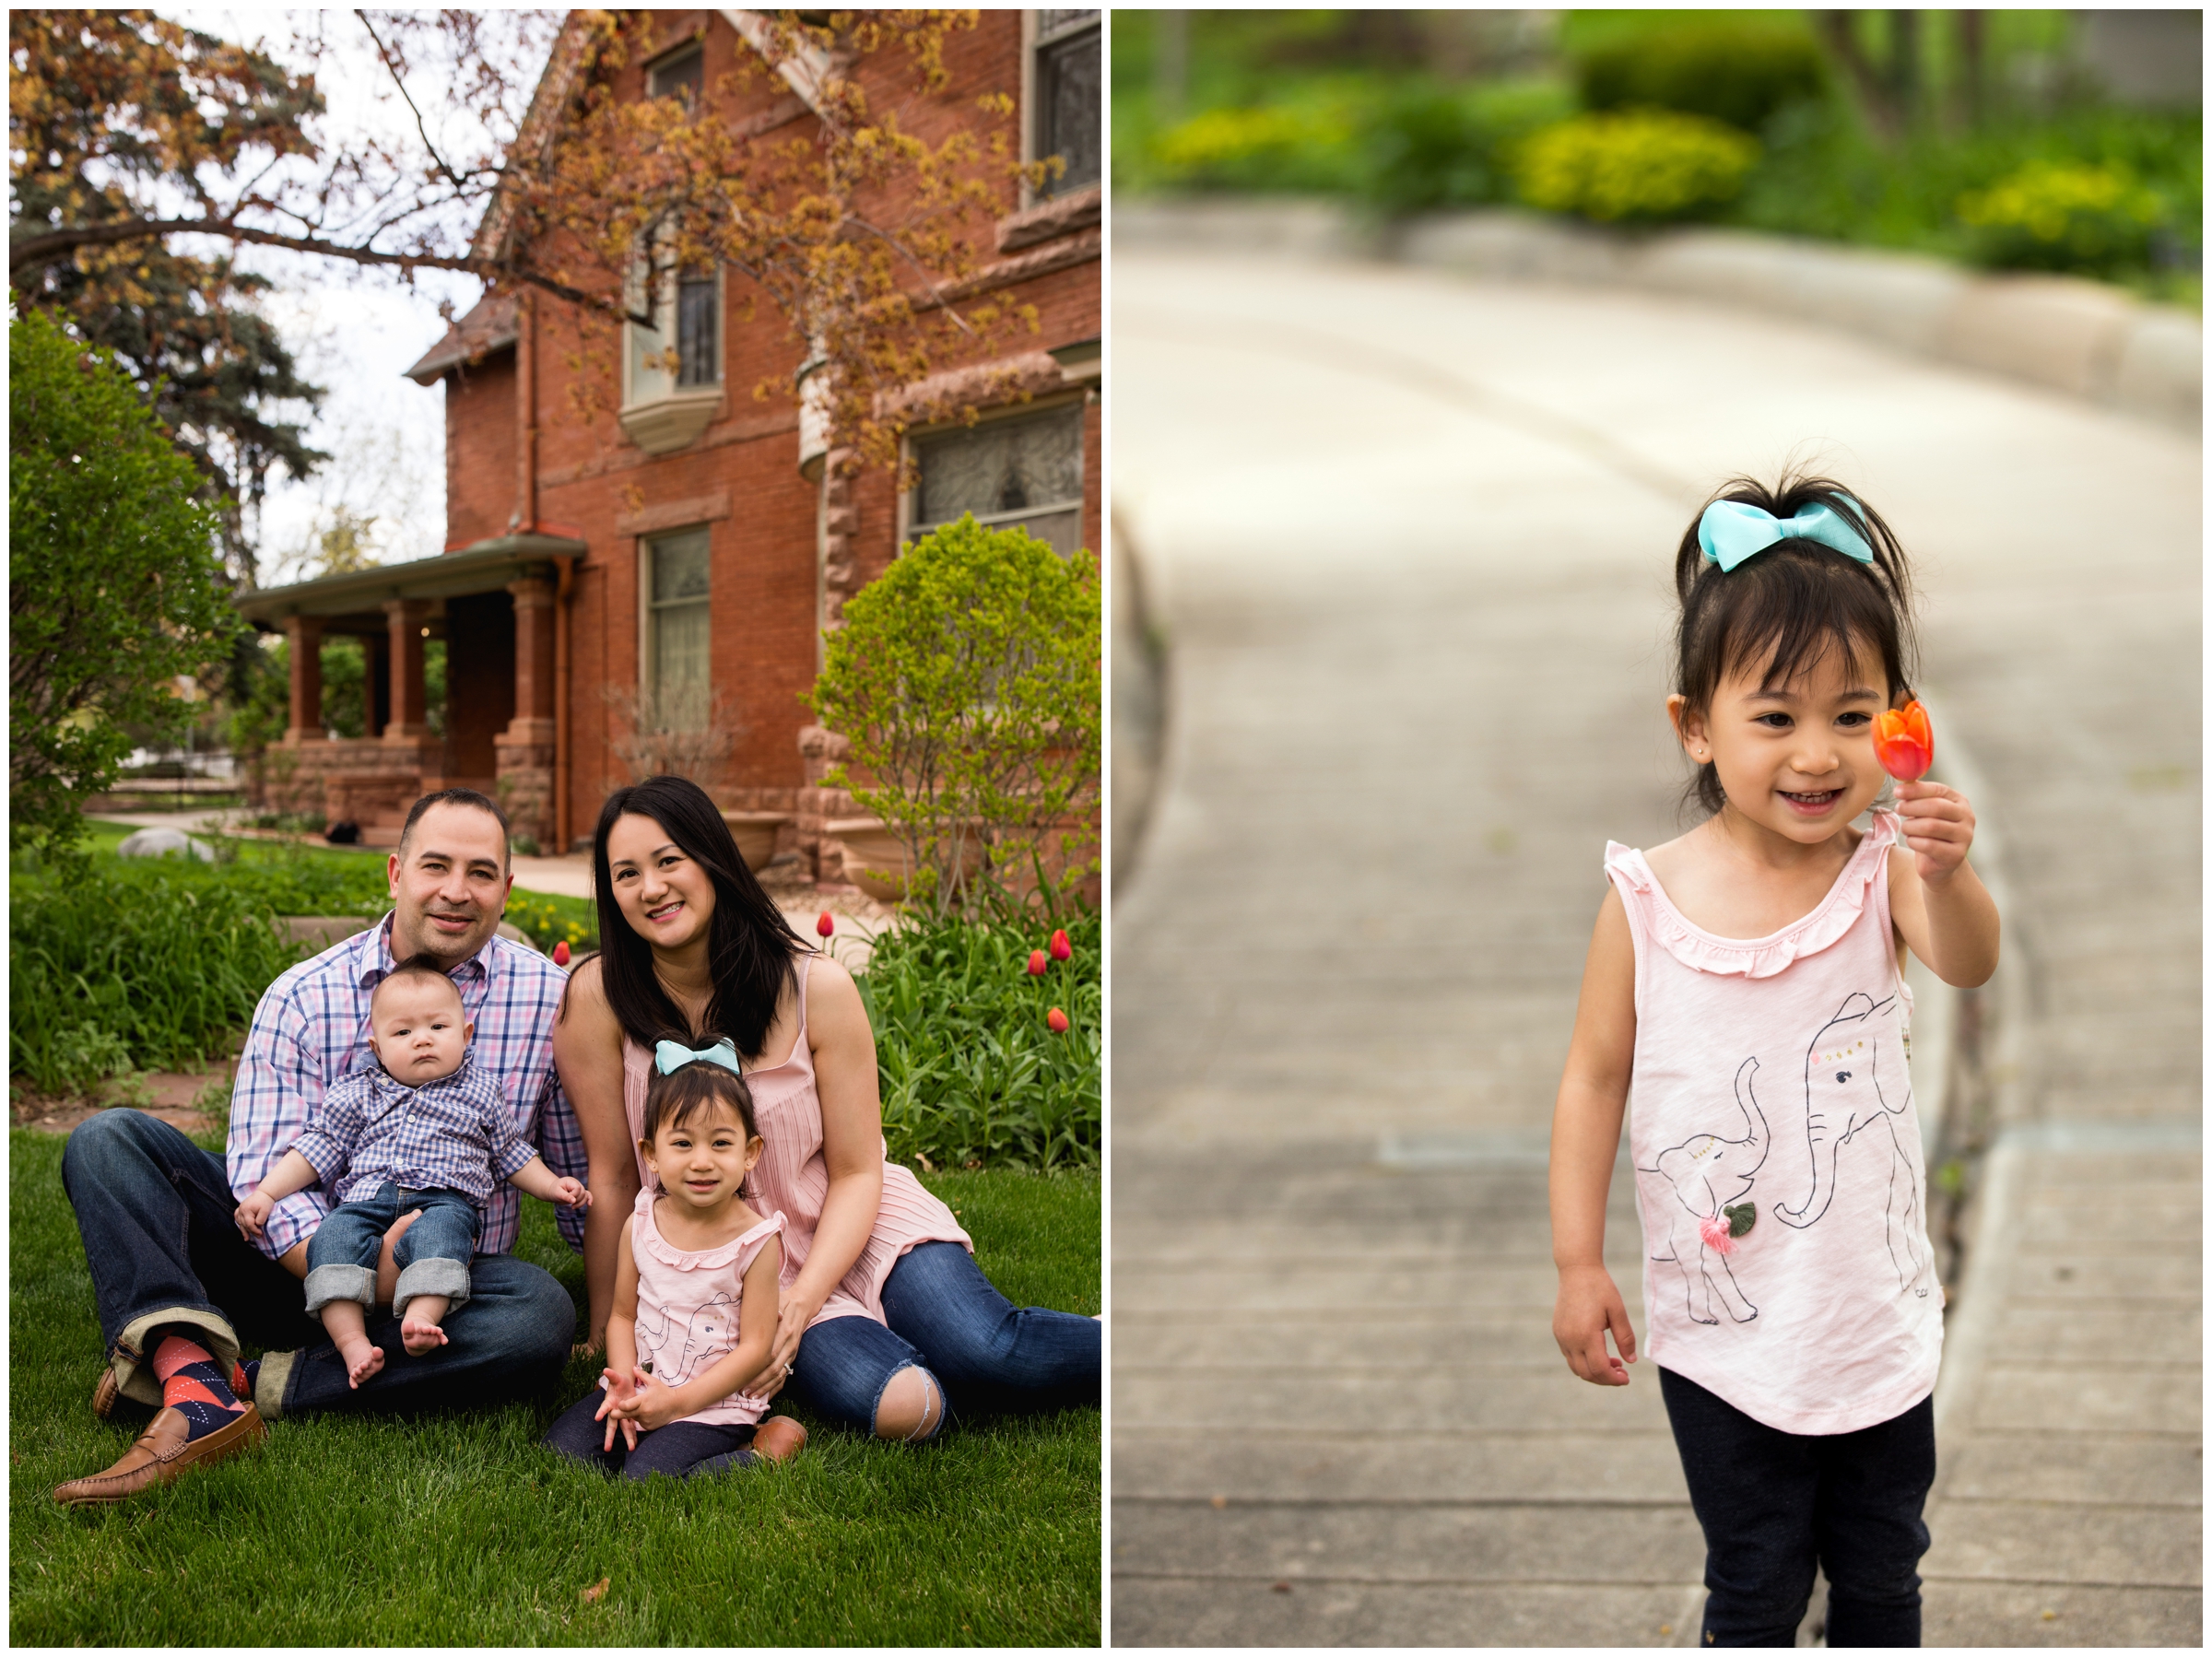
{"left": 53, "top": 791, "right": 587, "bottom": 1506}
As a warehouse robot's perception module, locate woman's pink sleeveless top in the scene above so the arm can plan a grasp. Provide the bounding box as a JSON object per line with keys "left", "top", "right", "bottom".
{"left": 621, "top": 955, "right": 971, "bottom": 1331}
{"left": 629, "top": 1190, "right": 783, "bottom": 1427}
{"left": 1604, "top": 810, "right": 1941, "bottom": 1435}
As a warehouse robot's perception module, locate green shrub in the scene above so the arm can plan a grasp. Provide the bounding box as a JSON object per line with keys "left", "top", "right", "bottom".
{"left": 807, "top": 516, "right": 1100, "bottom": 919}
{"left": 1957, "top": 159, "right": 2171, "bottom": 275}
{"left": 1575, "top": 23, "right": 1829, "bottom": 135}
{"left": 1352, "top": 79, "right": 1575, "bottom": 216}
{"left": 1516, "top": 110, "right": 1760, "bottom": 223}
{"left": 854, "top": 911, "right": 1100, "bottom": 1172}
{"left": 10, "top": 864, "right": 309, "bottom": 1091}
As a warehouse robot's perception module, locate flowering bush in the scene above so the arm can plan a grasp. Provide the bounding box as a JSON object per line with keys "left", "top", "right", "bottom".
{"left": 1956, "top": 160, "right": 2170, "bottom": 276}
{"left": 855, "top": 910, "right": 1099, "bottom": 1171}
{"left": 1516, "top": 110, "right": 1760, "bottom": 224}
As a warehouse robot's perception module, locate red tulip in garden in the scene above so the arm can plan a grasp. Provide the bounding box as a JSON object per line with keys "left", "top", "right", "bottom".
{"left": 1049, "top": 928, "right": 1071, "bottom": 962}
{"left": 552, "top": 940, "right": 571, "bottom": 968}
{"left": 1027, "top": 950, "right": 1048, "bottom": 977}
{"left": 817, "top": 911, "right": 835, "bottom": 938}
{"left": 1047, "top": 1007, "right": 1070, "bottom": 1034}
{"left": 1872, "top": 699, "right": 1934, "bottom": 782}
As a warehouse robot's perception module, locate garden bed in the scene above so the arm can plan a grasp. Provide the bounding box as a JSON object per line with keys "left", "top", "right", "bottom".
{"left": 8, "top": 1127, "right": 1100, "bottom": 1644}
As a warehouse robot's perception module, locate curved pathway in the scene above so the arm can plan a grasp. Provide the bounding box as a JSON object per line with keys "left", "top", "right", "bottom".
{"left": 1109, "top": 246, "right": 2199, "bottom": 1646}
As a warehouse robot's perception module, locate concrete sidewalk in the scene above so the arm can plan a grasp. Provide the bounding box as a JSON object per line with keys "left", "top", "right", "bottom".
{"left": 1109, "top": 249, "right": 2198, "bottom": 1645}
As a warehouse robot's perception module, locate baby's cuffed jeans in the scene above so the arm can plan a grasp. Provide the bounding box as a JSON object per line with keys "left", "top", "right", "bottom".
{"left": 1660, "top": 1367, "right": 1936, "bottom": 1648}
{"left": 304, "top": 1183, "right": 480, "bottom": 1320}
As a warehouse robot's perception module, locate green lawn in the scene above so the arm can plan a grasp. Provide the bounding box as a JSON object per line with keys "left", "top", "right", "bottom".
{"left": 8, "top": 1129, "right": 1100, "bottom": 1645}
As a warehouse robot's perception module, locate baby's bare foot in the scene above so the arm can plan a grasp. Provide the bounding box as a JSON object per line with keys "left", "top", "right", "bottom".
{"left": 401, "top": 1315, "right": 448, "bottom": 1357}
{"left": 337, "top": 1334, "right": 385, "bottom": 1389}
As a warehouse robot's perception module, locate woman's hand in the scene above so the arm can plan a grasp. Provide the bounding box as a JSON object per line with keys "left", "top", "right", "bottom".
{"left": 1894, "top": 780, "right": 1974, "bottom": 883}
{"left": 1553, "top": 1263, "right": 1638, "bottom": 1386}
{"left": 752, "top": 1295, "right": 818, "bottom": 1401}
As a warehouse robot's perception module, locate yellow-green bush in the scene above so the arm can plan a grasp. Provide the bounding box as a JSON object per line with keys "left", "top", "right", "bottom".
{"left": 1151, "top": 104, "right": 1352, "bottom": 188}
{"left": 1515, "top": 110, "right": 1759, "bottom": 224}
{"left": 1956, "top": 159, "right": 2169, "bottom": 275}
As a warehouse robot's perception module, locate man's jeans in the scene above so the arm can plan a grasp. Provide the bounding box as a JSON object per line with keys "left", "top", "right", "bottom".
{"left": 306, "top": 1183, "right": 480, "bottom": 1321}
{"left": 789, "top": 1240, "right": 1100, "bottom": 1437}
{"left": 61, "top": 1110, "right": 573, "bottom": 1421}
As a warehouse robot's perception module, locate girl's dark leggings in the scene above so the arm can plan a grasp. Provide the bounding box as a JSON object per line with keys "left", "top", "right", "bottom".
{"left": 1659, "top": 1367, "right": 1936, "bottom": 1648}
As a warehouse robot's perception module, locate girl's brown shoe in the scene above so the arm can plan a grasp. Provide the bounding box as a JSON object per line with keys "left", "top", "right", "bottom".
{"left": 751, "top": 1415, "right": 807, "bottom": 1463}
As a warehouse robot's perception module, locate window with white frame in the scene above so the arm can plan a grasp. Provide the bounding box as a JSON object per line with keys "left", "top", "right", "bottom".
{"left": 1032, "top": 11, "right": 1100, "bottom": 196}
{"left": 911, "top": 404, "right": 1085, "bottom": 555}
{"left": 644, "top": 527, "right": 712, "bottom": 723}
{"left": 625, "top": 44, "right": 718, "bottom": 411}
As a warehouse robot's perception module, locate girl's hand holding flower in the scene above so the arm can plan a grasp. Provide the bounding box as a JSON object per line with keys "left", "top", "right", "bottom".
{"left": 1876, "top": 700, "right": 1974, "bottom": 883}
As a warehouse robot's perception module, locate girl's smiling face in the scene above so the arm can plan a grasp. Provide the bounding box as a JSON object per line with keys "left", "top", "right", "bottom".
{"left": 641, "top": 1099, "right": 763, "bottom": 1215}
{"left": 1670, "top": 636, "right": 1894, "bottom": 846}
{"left": 606, "top": 812, "right": 717, "bottom": 954}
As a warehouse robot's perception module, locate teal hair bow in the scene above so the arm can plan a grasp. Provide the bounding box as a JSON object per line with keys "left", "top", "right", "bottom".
{"left": 654, "top": 1037, "right": 741, "bottom": 1076}
{"left": 1699, "top": 497, "right": 1874, "bottom": 573}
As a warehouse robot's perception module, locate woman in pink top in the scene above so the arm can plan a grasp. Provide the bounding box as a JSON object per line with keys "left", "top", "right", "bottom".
{"left": 1549, "top": 476, "right": 1998, "bottom": 1648}
{"left": 556, "top": 776, "right": 1100, "bottom": 1443}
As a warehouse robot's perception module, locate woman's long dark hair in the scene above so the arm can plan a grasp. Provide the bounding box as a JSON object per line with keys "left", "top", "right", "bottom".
{"left": 587, "top": 775, "right": 806, "bottom": 1060}
{"left": 1674, "top": 473, "right": 1918, "bottom": 818}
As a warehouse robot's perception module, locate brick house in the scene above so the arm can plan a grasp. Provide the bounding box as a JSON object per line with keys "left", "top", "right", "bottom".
{"left": 236, "top": 9, "right": 1101, "bottom": 890}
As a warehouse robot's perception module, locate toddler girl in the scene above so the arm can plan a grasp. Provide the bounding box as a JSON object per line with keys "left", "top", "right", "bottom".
{"left": 1548, "top": 474, "right": 1998, "bottom": 1647}
{"left": 543, "top": 1040, "right": 806, "bottom": 1477}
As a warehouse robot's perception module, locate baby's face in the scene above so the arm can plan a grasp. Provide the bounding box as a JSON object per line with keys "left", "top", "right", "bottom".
{"left": 368, "top": 975, "right": 472, "bottom": 1086}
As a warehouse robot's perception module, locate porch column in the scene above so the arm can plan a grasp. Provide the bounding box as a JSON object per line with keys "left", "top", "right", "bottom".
{"left": 382, "top": 598, "right": 431, "bottom": 742}
{"left": 284, "top": 615, "right": 326, "bottom": 742}
{"left": 503, "top": 575, "right": 557, "bottom": 742}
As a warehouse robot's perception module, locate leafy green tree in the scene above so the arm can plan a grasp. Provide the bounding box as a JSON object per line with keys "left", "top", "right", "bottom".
{"left": 10, "top": 306, "right": 243, "bottom": 853}
{"left": 10, "top": 11, "right": 328, "bottom": 580}
{"left": 808, "top": 516, "right": 1100, "bottom": 918}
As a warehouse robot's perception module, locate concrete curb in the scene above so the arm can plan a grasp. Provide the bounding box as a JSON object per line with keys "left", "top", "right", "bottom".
{"left": 1115, "top": 199, "right": 2202, "bottom": 435}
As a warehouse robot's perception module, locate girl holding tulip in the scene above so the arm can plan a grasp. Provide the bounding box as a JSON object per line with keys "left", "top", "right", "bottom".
{"left": 554, "top": 774, "right": 1099, "bottom": 1443}
{"left": 1548, "top": 475, "right": 1997, "bottom": 1646}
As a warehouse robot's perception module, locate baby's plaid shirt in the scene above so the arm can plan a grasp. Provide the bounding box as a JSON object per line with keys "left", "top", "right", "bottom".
{"left": 228, "top": 915, "right": 584, "bottom": 1262}
{"left": 290, "top": 1051, "right": 539, "bottom": 1207}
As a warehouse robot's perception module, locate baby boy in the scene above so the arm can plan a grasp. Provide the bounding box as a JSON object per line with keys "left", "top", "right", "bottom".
{"left": 235, "top": 955, "right": 592, "bottom": 1386}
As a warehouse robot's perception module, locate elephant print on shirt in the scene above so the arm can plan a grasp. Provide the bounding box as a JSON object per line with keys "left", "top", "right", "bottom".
{"left": 1772, "top": 991, "right": 1932, "bottom": 1299}
{"left": 634, "top": 1291, "right": 739, "bottom": 1384}
{"left": 1639, "top": 1056, "right": 1770, "bottom": 1326}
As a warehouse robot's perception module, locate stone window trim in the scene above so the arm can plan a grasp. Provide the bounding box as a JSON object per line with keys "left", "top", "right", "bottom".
{"left": 1020, "top": 9, "right": 1101, "bottom": 208}
{"left": 996, "top": 182, "right": 1101, "bottom": 254}
{"left": 616, "top": 490, "right": 733, "bottom": 538}
{"left": 900, "top": 391, "right": 1088, "bottom": 558}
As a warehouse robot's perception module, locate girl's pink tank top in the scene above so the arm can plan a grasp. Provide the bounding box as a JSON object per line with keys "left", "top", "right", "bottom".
{"left": 1605, "top": 810, "right": 1941, "bottom": 1435}
{"left": 621, "top": 955, "right": 972, "bottom": 1333}
{"left": 629, "top": 1191, "right": 783, "bottom": 1427}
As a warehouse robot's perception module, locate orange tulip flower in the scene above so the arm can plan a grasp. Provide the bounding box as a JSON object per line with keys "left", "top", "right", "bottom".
{"left": 1873, "top": 699, "right": 1934, "bottom": 782}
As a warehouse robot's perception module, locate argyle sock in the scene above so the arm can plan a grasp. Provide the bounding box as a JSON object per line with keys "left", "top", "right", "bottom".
{"left": 240, "top": 1357, "right": 261, "bottom": 1404}
{"left": 150, "top": 1333, "right": 248, "bottom": 1440}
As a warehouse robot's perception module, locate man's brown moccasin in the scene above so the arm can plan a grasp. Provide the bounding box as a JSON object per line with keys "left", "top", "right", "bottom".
{"left": 53, "top": 1404, "right": 265, "bottom": 1506}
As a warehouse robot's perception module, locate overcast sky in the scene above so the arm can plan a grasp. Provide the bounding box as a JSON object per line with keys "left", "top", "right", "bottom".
{"left": 161, "top": 9, "right": 557, "bottom": 584}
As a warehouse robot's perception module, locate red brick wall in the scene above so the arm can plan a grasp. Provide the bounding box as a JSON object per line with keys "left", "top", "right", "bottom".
{"left": 429, "top": 10, "right": 1099, "bottom": 846}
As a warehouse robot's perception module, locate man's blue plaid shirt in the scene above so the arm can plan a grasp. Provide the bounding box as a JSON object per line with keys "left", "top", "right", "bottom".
{"left": 227, "top": 915, "right": 586, "bottom": 1261}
